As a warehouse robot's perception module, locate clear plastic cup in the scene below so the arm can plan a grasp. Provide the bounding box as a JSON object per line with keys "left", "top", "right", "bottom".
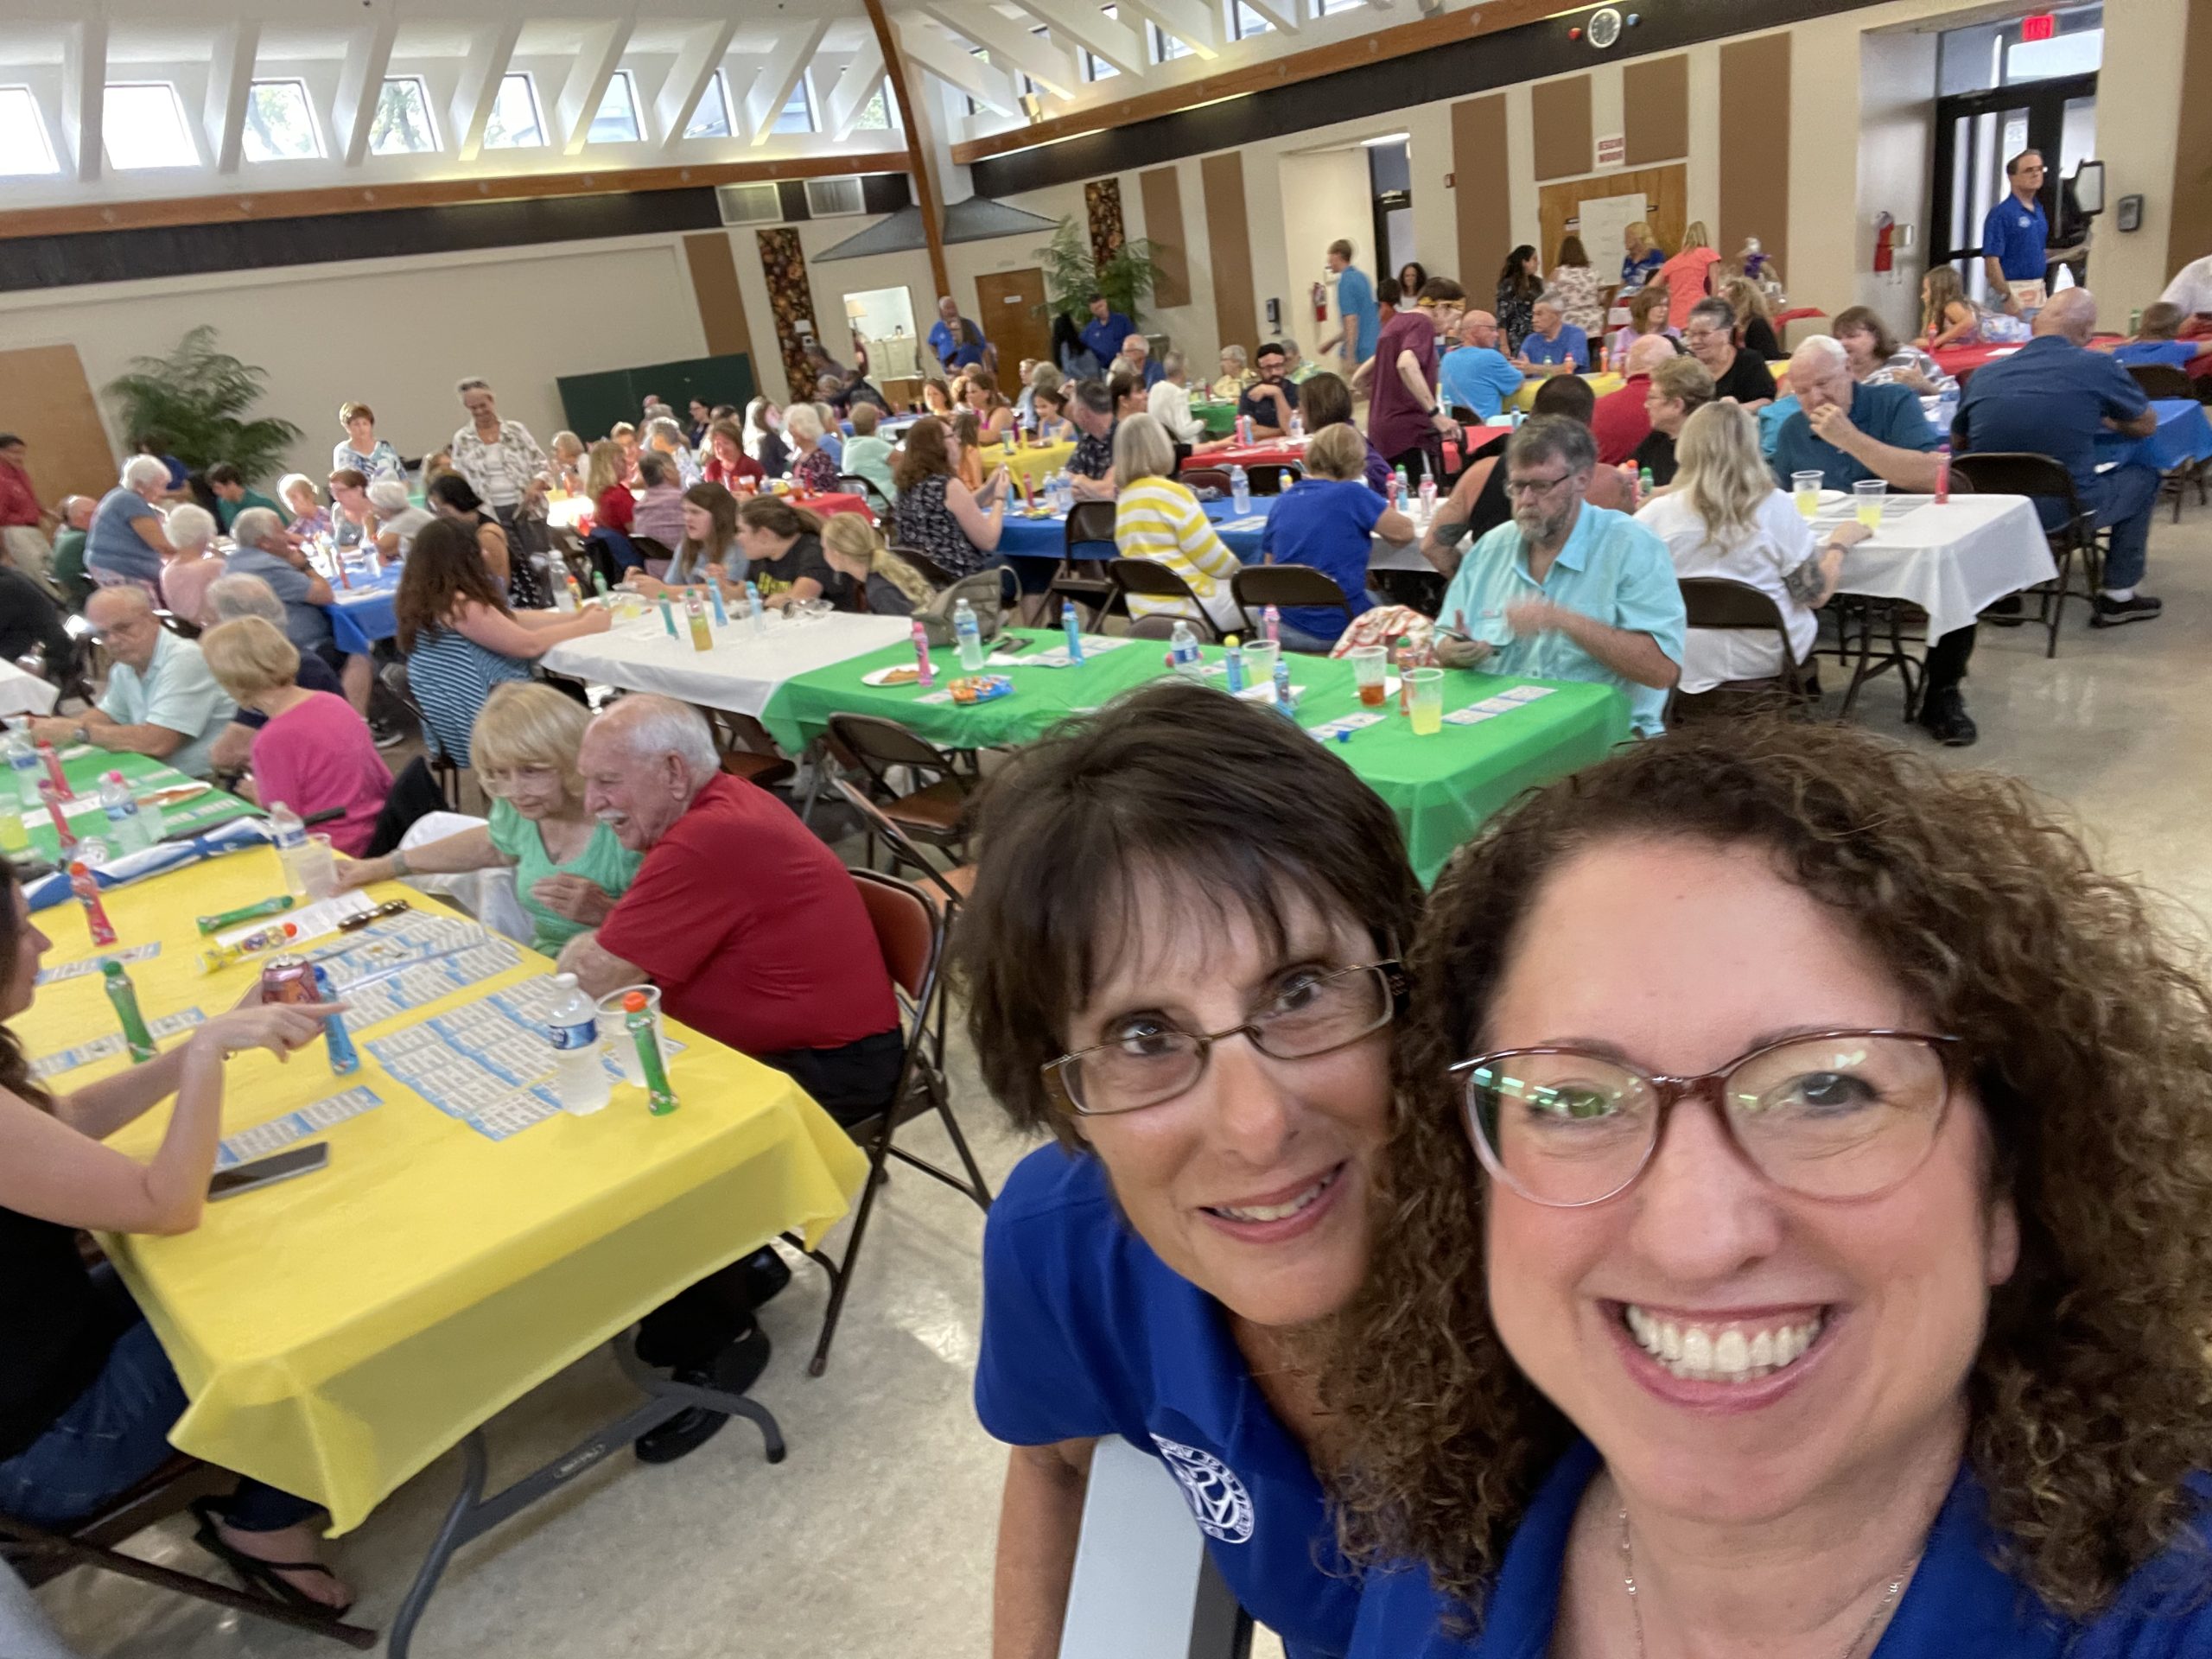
{"left": 1408, "top": 666, "right": 1445, "bottom": 735}
{"left": 1853, "top": 477, "right": 1887, "bottom": 529}
{"left": 1243, "top": 639, "right": 1279, "bottom": 691}
{"left": 295, "top": 834, "right": 338, "bottom": 899}
{"left": 597, "top": 983, "right": 664, "bottom": 1085}
{"left": 1351, "top": 645, "right": 1389, "bottom": 709}
{"left": 1792, "top": 471, "right": 1823, "bottom": 519}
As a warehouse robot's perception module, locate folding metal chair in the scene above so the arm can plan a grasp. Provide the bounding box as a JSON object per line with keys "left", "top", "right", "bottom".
{"left": 1108, "top": 557, "right": 1222, "bottom": 641}
{"left": 838, "top": 474, "right": 893, "bottom": 518}
{"left": 2120, "top": 366, "right": 2206, "bottom": 521}
{"left": 1230, "top": 567, "right": 1351, "bottom": 648}
{"left": 824, "top": 713, "right": 977, "bottom": 861}
{"left": 698, "top": 706, "right": 796, "bottom": 790}
{"left": 780, "top": 868, "right": 992, "bottom": 1375}
{"left": 1243, "top": 463, "right": 1303, "bottom": 495}
{"left": 1180, "top": 467, "right": 1233, "bottom": 496}
{"left": 1949, "top": 452, "right": 2100, "bottom": 657}
{"left": 1666, "top": 576, "right": 1821, "bottom": 725}
{"left": 889, "top": 544, "right": 956, "bottom": 589}
{"left": 830, "top": 774, "right": 975, "bottom": 912}
{"left": 1047, "top": 499, "right": 1121, "bottom": 628}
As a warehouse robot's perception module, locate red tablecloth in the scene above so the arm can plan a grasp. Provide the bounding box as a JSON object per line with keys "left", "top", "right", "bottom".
{"left": 1187, "top": 424, "right": 1514, "bottom": 477}
{"left": 1932, "top": 334, "right": 2126, "bottom": 384}
{"left": 788, "top": 490, "right": 874, "bottom": 523}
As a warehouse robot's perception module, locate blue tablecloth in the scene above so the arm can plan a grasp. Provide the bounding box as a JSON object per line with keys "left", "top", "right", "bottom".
{"left": 2096, "top": 398, "right": 2212, "bottom": 474}
{"left": 841, "top": 413, "right": 923, "bottom": 440}
{"left": 996, "top": 495, "right": 1278, "bottom": 563}
{"left": 323, "top": 569, "right": 400, "bottom": 653}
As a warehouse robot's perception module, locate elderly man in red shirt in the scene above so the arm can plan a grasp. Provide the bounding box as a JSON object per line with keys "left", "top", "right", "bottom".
{"left": 1591, "top": 334, "right": 1681, "bottom": 467}
{"left": 559, "top": 692, "right": 901, "bottom": 1461}
{"left": 0, "top": 433, "right": 57, "bottom": 593}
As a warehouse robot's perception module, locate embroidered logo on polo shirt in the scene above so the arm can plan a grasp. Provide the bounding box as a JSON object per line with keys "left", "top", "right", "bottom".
{"left": 1150, "top": 1434, "right": 1255, "bottom": 1543}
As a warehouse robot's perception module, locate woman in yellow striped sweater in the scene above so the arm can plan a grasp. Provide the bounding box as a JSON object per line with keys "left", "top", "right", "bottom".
{"left": 1110, "top": 414, "right": 1246, "bottom": 635}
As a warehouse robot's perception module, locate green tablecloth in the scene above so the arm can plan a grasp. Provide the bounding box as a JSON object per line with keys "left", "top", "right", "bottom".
{"left": 1189, "top": 399, "right": 1238, "bottom": 438}
{"left": 21, "top": 747, "right": 258, "bottom": 863}
{"left": 760, "top": 630, "right": 1628, "bottom": 884}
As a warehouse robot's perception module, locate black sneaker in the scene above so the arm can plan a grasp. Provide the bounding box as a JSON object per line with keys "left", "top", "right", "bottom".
{"left": 370, "top": 720, "right": 406, "bottom": 750}
{"left": 2090, "top": 593, "right": 2163, "bottom": 628}
{"left": 735, "top": 1245, "right": 792, "bottom": 1311}
{"left": 1917, "top": 686, "right": 1979, "bottom": 747}
{"left": 1982, "top": 594, "right": 2027, "bottom": 626}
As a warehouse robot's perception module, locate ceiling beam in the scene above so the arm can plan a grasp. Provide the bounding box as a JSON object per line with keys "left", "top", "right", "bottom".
{"left": 654, "top": 17, "right": 739, "bottom": 150}
{"left": 861, "top": 0, "right": 950, "bottom": 304}
{"left": 899, "top": 21, "right": 1021, "bottom": 118}
{"left": 204, "top": 21, "right": 260, "bottom": 175}
{"left": 916, "top": 0, "right": 1083, "bottom": 98}
{"left": 822, "top": 44, "right": 888, "bottom": 143}
{"left": 331, "top": 6, "right": 400, "bottom": 167}
{"left": 555, "top": 17, "right": 635, "bottom": 155}
{"left": 451, "top": 16, "right": 525, "bottom": 164}
{"left": 60, "top": 19, "right": 105, "bottom": 184}
{"left": 1115, "top": 0, "right": 1225, "bottom": 60}
{"left": 1238, "top": 0, "right": 1305, "bottom": 34}
{"left": 742, "top": 20, "right": 831, "bottom": 147}
{"left": 1001, "top": 0, "right": 1147, "bottom": 79}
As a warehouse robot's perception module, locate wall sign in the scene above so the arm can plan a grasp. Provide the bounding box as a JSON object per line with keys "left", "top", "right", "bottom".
{"left": 1596, "top": 133, "right": 1626, "bottom": 167}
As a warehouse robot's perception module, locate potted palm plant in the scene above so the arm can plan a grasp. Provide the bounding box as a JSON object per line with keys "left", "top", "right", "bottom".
{"left": 1035, "top": 217, "right": 1164, "bottom": 328}
{"left": 105, "top": 325, "right": 302, "bottom": 482}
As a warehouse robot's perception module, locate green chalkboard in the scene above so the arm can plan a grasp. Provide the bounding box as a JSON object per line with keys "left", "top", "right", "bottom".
{"left": 556, "top": 353, "right": 757, "bottom": 442}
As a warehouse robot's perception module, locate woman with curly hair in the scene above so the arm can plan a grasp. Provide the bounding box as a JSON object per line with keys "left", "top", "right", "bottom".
{"left": 957, "top": 681, "right": 1423, "bottom": 1659}
{"left": 1325, "top": 720, "right": 2212, "bottom": 1655}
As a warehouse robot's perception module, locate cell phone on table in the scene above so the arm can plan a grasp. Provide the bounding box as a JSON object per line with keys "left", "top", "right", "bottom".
{"left": 991, "top": 635, "right": 1032, "bottom": 653}
{"left": 208, "top": 1141, "right": 329, "bottom": 1201}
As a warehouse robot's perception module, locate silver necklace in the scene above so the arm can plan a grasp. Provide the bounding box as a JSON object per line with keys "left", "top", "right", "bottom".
{"left": 1617, "top": 1508, "right": 1914, "bottom": 1659}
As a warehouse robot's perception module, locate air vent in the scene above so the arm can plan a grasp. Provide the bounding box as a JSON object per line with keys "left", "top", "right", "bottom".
{"left": 804, "top": 176, "right": 866, "bottom": 218}
{"left": 716, "top": 182, "right": 782, "bottom": 225}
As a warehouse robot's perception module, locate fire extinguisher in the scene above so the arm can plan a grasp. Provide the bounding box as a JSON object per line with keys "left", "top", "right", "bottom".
{"left": 1872, "top": 212, "right": 1896, "bottom": 275}
{"left": 1311, "top": 279, "right": 1329, "bottom": 323}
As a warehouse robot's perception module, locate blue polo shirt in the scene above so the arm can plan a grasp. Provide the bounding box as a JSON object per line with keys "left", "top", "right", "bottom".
{"left": 975, "top": 1145, "right": 1356, "bottom": 1659}
{"left": 1437, "top": 502, "right": 1684, "bottom": 737}
{"left": 1349, "top": 1439, "right": 2212, "bottom": 1656}
{"left": 1260, "top": 477, "right": 1384, "bottom": 644}
{"left": 1439, "top": 346, "right": 1529, "bottom": 421}
{"left": 1769, "top": 382, "right": 1938, "bottom": 492}
{"left": 2112, "top": 340, "right": 2202, "bottom": 371}
{"left": 1956, "top": 334, "right": 2151, "bottom": 493}
{"left": 1520, "top": 325, "right": 1590, "bottom": 372}
{"left": 1336, "top": 266, "right": 1380, "bottom": 362}
{"left": 1081, "top": 311, "right": 1136, "bottom": 370}
{"left": 1981, "top": 192, "right": 2050, "bottom": 282}
{"left": 928, "top": 317, "right": 987, "bottom": 372}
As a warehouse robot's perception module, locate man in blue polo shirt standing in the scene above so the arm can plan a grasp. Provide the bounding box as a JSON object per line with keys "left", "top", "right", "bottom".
{"left": 1078, "top": 292, "right": 1135, "bottom": 374}
{"left": 1957, "top": 287, "right": 2161, "bottom": 630}
{"left": 1981, "top": 149, "right": 2050, "bottom": 315}
{"left": 1325, "top": 239, "right": 1379, "bottom": 372}
{"left": 928, "top": 294, "right": 988, "bottom": 375}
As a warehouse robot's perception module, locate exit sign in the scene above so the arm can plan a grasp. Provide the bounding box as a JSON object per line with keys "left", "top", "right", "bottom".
{"left": 2021, "top": 12, "right": 2056, "bottom": 41}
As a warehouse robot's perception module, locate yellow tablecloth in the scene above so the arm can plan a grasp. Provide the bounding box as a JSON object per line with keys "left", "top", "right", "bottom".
{"left": 994, "top": 440, "right": 1077, "bottom": 487}
{"left": 19, "top": 849, "right": 867, "bottom": 1534}
{"left": 1508, "top": 371, "right": 1624, "bottom": 413}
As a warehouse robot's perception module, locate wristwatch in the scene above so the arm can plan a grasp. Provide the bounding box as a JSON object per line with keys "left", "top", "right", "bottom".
{"left": 390, "top": 849, "right": 411, "bottom": 877}
{"left": 73, "top": 722, "right": 87, "bottom": 744}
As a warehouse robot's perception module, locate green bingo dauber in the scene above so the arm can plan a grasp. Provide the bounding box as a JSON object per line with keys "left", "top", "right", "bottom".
{"left": 101, "top": 960, "right": 157, "bottom": 1063}
{"left": 625, "top": 990, "right": 677, "bottom": 1115}
{"left": 196, "top": 894, "right": 295, "bottom": 935}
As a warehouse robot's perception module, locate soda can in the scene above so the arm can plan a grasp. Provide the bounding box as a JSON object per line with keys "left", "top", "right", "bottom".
{"left": 260, "top": 954, "right": 318, "bottom": 1006}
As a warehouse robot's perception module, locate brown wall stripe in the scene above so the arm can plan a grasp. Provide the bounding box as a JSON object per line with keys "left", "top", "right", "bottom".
{"left": 1719, "top": 33, "right": 1791, "bottom": 283}
{"left": 1452, "top": 94, "right": 1512, "bottom": 296}
{"left": 1624, "top": 54, "right": 1689, "bottom": 166}
{"left": 2169, "top": 0, "right": 2212, "bottom": 271}
{"left": 683, "top": 232, "right": 753, "bottom": 362}
{"left": 1200, "top": 153, "right": 1258, "bottom": 358}
{"left": 754, "top": 226, "right": 817, "bottom": 397}
{"left": 1138, "top": 167, "right": 1192, "bottom": 308}
{"left": 1530, "top": 74, "right": 1592, "bottom": 183}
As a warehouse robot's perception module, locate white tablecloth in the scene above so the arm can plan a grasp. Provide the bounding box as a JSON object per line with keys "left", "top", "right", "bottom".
{"left": 545, "top": 494, "right": 594, "bottom": 531}
{"left": 0, "top": 660, "right": 58, "bottom": 718}
{"left": 540, "top": 610, "right": 909, "bottom": 718}
{"left": 1828, "top": 494, "right": 2056, "bottom": 639}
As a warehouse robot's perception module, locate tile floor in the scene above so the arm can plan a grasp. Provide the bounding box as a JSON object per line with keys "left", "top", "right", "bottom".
{"left": 33, "top": 509, "right": 2212, "bottom": 1658}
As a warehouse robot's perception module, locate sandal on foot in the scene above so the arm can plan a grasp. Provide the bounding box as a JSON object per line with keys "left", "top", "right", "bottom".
{"left": 188, "top": 1499, "right": 353, "bottom": 1619}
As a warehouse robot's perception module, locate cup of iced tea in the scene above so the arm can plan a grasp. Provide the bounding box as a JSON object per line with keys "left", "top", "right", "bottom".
{"left": 1351, "top": 645, "right": 1389, "bottom": 708}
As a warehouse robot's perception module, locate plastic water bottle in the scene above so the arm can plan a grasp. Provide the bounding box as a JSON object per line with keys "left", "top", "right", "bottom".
{"left": 553, "top": 577, "right": 577, "bottom": 613}
{"left": 1061, "top": 599, "right": 1084, "bottom": 664}
{"left": 3, "top": 724, "right": 39, "bottom": 811}
{"left": 1169, "top": 620, "right": 1204, "bottom": 677}
{"left": 545, "top": 973, "right": 609, "bottom": 1116}
{"left": 1393, "top": 467, "right": 1410, "bottom": 512}
{"left": 1224, "top": 634, "right": 1246, "bottom": 694}
{"left": 707, "top": 580, "right": 728, "bottom": 627}
{"left": 1272, "top": 652, "right": 1295, "bottom": 717}
{"left": 1936, "top": 390, "right": 1960, "bottom": 442}
{"left": 267, "top": 801, "right": 308, "bottom": 895}
{"left": 1230, "top": 466, "right": 1251, "bottom": 516}
{"left": 1262, "top": 604, "right": 1281, "bottom": 645}
{"left": 1418, "top": 475, "right": 1438, "bottom": 519}
{"left": 912, "top": 618, "right": 936, "bottom": 686}
{"left": 745, "top": 579, "right": 767, "bottom": 637}
{"left": 99, "top": 771, "right": 151, "bottom": 855}
{"left": 1289, "top": 409, "right": 1304, "bottom": 440}
{"left": 954, "top": 598, "right": 985, "bottom": 671}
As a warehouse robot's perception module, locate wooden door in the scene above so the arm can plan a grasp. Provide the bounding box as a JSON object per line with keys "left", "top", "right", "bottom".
{"left": 1537, "top": 162, "right": 1688, "bottom": 281}
{"left": 0, "top": 345, "right": 117, "bottom": 505}
{"left": 974, "top": 268, "right": 1054, "bottom": 384}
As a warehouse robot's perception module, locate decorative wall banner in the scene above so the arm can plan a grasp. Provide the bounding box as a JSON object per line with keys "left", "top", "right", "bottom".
{"left": 755, "top": 226, "right": 818, "bottom": 397}
{"left": 1085, "top": 178, "right": 1127, "bottom": 272}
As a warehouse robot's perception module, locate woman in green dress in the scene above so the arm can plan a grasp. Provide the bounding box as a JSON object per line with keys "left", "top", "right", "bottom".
{"left": 333, "top": 683, "right": 639, "bottom": 954}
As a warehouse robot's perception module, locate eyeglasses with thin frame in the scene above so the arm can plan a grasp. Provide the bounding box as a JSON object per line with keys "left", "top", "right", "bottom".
{"left": 1503, "top": 471, "right": 1579, "bottom": 498}
{"left": 1044, "top": 961, "right": 1407, "bottom": 1117}
{"left": 1453, "top": 1028, "right": 1961, "bottom": 1207}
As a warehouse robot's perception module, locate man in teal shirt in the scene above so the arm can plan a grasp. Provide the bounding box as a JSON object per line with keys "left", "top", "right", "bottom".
{"left": 1435, "top": 416, "right": 1684, "bottom": 736}
{"left": 206, "top": 462, "right": 286, "bottom": 531}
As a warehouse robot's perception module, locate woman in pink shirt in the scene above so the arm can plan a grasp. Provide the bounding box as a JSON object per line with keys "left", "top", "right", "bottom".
{"left": 1656, "top": 220, "right": 1722, "bottom": 331}
{"left": 157, "top": 502, "right": 225, "bottom": 625}
{"left": 199, "top": 616, "right": 391, "bottom": 855}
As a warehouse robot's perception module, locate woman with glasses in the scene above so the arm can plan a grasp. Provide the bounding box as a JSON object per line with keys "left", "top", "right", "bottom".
{"left": 333, "top": 682, "right": 637, "bottom": 954}
{"left": 1321, "top": 721, "right": 2212, "bottom": 1655}
{"left": 957, "top": 680, "right": 1423, "bottom": 1659}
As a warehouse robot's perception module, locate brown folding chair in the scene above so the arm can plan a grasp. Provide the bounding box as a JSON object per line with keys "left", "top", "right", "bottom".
{"left": 1, "top": 1458, "right": 376, "bottom": 1648}
{"left": 698, "top": 706, "right": 795, "bottom": 790}
{"left": 889, "top": 543, "right": 956, "bottom": 589}
{"left": 1046, "top": 499, "right": 1121, "bottom": 628}
{"left": 779, "top": 868, "right": 992, "bottom": 1375}
{"left": 1108, "top": 557, "right": 1222, "bottom": 641}
{"left": 1948, "top": 452, "right": 2099, "bottom": 657}
{"left": 1180, "top": 467, "right": 1233, "bottom": 496}
{"left": 830, "top": 775, "right": 975, "bottom": 912}
{"left": 2120, "top": 367, "right": 2207, "bottom": 520}
{"left": 1243, "top": 462, "right": 1303, "bottom": 495}
{"left": 838, "top": 473, "right": 893, "bottom": 517}
{"left": 824, "top": 713, "right": 976, "bottom": 859}
{"left": 1230, "top": 566, "right": 1351, "bottom": 648}
{"left": 1667, "top": 577, "right": 1821, "bottom": 726}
